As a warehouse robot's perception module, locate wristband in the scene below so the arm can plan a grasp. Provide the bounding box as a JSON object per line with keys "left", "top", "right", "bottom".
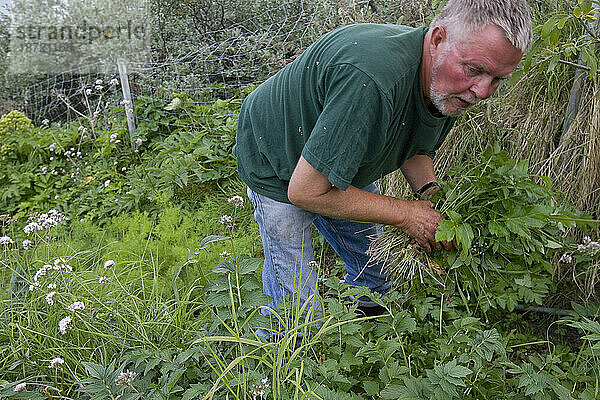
{"left": 414, "top": 181, "right": 440, "bottom": 199}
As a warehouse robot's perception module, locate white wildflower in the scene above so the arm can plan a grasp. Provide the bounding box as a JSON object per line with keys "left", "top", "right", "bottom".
{"left": 121, "top": 167, "right": 126, "bottom": 172}
{"left": 104, "top": 260, "right": 115, "bottom": 269}
{"left": 135, "top": 138, "right": 142, "bottom": 145}
{"left": 559, "top": 253, "right": 572, "bottom": 263}
{"left": 68, "top": 301, "right": 85, "bottom": 312}
{"left": 98, "top": 276, "right": 107, "bottom": 284}
{"left": 49, "top": 209, "right": 64, "bottom": 220}
{"left": 120, "top": 99, "right": 131, "bottom": 106}
{"left": 95, "top": 79, "right": 103, "bottom": 85}
{"left": 48, "top": 283, "right": 56, "bottom": 289}
{"left": 23, "top": 222, "right": 41, "bottom": 235}
{"left": 219, "top": 215, "right": 232, "bottom": 225}
{"left": 227, "top": 195, "right": 244, "bottom": 207}
{"left": 115, "top": 370, "right": 137, "bottom": 386}
{"left": 14, "top": 382, "right": 27, "bottom": 392}
{"left": 42, "top": 119, "right": 49, "bottom": 126}
{"left": 49, "top": 357, "right": 65, "bottom": 369}
{"left": 220, "top": 251, "right": 231, "bottom": 259}
{"left": 34, "top": 264, "right": 51, "bottom": 281}
{"left": 0, "top": 236, "right": 14, "bottom": 245}
{"left": 45, "top": 291, "right": 56, "bottom": 305}
{"left": 24, "top": 210, "right": 67, "bottom": 235}
{"left": 104, "top": 179, "right": 110, "bottom": 188}
{"left": 58, "top": 316, "right": 72, "bottom": 334}
{"left": 54, "top": 258, "right": 72, "bottom": 272}
{"left": 577, "top": 236, "right": 600, "bottom": 257}
{"left": 85, "top": 88, "right": 92, "bottom": 95}
{"left": 250, "top": 378, "right": 268, "bottom": 399}
{"left": 110, "top": 78, "right": 119, "bottom": 85}
{"left": 22, "top": 239, "right": 33, "bottom": 249}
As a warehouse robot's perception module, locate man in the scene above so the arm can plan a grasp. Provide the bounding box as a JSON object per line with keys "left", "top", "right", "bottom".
{"left": 233, "top": 0, "right": 532, "bottom": 320}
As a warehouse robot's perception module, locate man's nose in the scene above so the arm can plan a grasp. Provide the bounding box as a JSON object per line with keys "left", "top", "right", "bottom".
{"left": 470, "top": 76, "right": 497, "bottom": 99}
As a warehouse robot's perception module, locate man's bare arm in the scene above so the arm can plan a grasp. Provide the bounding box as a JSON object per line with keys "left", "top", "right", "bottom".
{"left": 287, "top": 156, "right": 444, "bottom": 251}
{"left": 400, "top": 154, "right": 437, "bottom": 193}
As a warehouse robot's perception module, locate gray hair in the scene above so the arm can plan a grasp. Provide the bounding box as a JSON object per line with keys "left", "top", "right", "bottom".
{"left": 430, "top": 0, "right": 533, "bottom": 52}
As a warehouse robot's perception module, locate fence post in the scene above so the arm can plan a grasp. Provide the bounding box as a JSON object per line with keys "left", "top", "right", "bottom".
{"left": 117, "top": 59, "right": 136, "bottom": 150}
{"left": 560, "top": 13, "right": 599, "bottom": 145}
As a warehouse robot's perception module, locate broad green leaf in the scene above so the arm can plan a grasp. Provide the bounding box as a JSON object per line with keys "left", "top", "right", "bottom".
{"left": 557, "top": 16, "right": 568, "bottom": 29}
{"left": 446, "top": 363, "right": 472, "bottom": 378}
{"left": 445, "top": 210, "right": 462, "bottom": 222}
{"left": 488, "top": 220, "right": 509, "bottom": 237}
{"left": 237, "top": 257, "right": 263, "bottom": 274}
{"left": 435, "top": 220, "right": 456, "bottom": 242}
{"left": 363, "top": 381, "right": 380, "bottom": 396}
{"left": 469, "top": 329, "right": 505, "bottom": 361}
{"left": 81, "top": 362, "right": 106, "bottom": 380}
{"left": 540, "top": 18, "right": 556, "bottom": 40}
{"left": 455, "top": 223, "right": 474, "bottom": 253}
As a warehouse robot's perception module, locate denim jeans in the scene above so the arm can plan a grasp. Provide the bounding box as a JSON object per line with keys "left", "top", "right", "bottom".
{"left": 246, "top": 184, "right": 391, "bottom": 316}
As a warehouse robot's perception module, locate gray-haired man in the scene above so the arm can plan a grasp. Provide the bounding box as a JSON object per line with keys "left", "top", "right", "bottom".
{"left": 234, "top": 0, "right": 533, "bottom": 321}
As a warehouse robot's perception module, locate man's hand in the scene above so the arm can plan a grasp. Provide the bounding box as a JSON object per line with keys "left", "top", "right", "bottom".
{"left": 395, "top": 200, "right": 452, "bottom": 252}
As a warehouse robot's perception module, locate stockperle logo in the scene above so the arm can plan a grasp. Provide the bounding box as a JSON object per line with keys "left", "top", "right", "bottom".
{"left": 7, "top": 0, "right": 152, "bottom": 74}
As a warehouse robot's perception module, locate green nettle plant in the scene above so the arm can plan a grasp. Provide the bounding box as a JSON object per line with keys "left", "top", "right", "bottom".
{"left": 369, "top": 144, "right": 599, "bottom": 312}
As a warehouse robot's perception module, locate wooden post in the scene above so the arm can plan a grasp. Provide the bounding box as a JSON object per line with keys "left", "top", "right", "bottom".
{"left": 117, "top": 59, "right": 136, "bottom": 150}
{"left": 560, "top": 14, "right": 599, "bottom": 144}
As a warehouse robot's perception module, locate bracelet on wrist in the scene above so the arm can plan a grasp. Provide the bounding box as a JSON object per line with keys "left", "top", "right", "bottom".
{"left": 414, "top": 181, "right": 440, "bottom": 199}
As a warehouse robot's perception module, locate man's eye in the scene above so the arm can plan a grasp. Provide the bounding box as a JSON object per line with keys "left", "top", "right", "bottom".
{"left": 466, "top": 66, "right": 479, "bottom": 75}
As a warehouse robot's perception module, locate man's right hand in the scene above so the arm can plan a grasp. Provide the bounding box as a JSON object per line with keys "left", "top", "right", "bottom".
{"left": 396, "top": 200, "right": 452, "bottom": 252}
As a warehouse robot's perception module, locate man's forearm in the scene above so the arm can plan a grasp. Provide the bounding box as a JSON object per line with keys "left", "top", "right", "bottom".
{"left": 288, "top": 155, "right": 446, "bottom": 251}
{"left": 290, "top": 183, "right": 412, "bottom": 227}
{"left": 400, "top": 154, "right": 437, "bottom": 192}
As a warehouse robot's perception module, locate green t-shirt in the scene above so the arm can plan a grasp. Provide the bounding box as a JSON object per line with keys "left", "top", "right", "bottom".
{"left": 234, "top": 23, "right": 456, "bottom": 203}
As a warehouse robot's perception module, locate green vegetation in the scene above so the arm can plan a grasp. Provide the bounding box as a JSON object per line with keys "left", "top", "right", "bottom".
{"left": 1, "top": 86, "right": 599, "bottom": 399}
{"left": 1, "top": 0, "right": 600, "bottom": 398}
{"left": 371, "top": 145, "right": 599, "bottom": 312}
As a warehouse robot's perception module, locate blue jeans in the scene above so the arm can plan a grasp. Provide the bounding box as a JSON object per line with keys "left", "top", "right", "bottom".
{"left": 247, "top": 184, "right": 391, "bottom": 315}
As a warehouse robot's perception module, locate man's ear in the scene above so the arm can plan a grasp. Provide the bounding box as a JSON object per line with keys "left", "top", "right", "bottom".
{"left": 429, "top": 26, "right": 447, "bottom": 52}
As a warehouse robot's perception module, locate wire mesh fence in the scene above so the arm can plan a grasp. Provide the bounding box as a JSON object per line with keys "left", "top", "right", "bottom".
{"left": 1, "top": 0, "right": 436, "bottom": 127}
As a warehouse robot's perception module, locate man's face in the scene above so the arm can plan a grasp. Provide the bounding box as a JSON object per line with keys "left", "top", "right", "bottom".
{"left": 428, "top": 24, "right": 523, "bottom": 117}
